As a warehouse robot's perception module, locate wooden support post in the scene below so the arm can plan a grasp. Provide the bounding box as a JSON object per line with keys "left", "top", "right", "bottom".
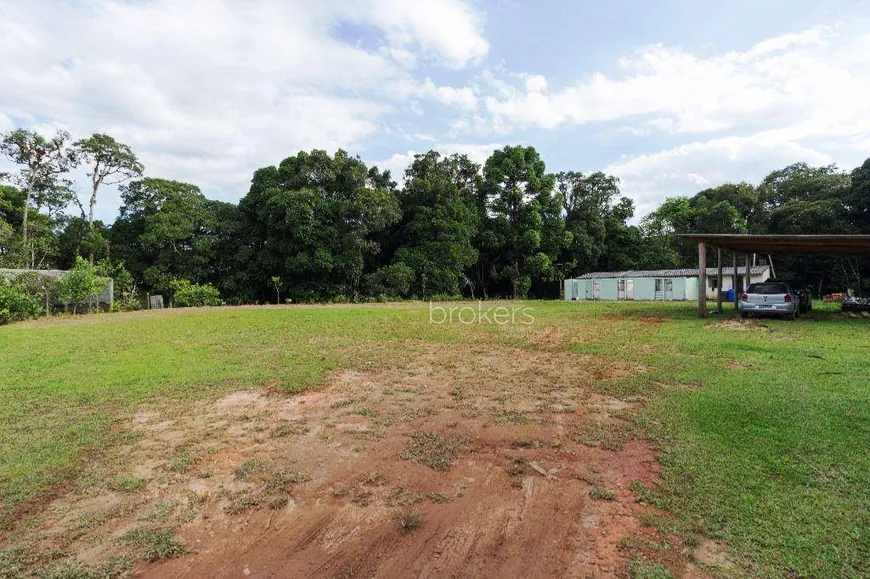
{"left": 745, "top": 254, "right": 751, "bottom": 291}
{"left": 733, "top": 252, "right": 739, "bottom": 309}
{"left": 698, "top": 242, "right": 707, "bottom": 317}
{"left": 717, "top": 247, "right": 723, "bottom": 313}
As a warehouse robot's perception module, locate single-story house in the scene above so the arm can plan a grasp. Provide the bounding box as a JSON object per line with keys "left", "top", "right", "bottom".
{"left": 0, "top": 268, "right": 113, "bottom": 308}
{"left": 564, "top": 266, "right": 770, "bottom": 302}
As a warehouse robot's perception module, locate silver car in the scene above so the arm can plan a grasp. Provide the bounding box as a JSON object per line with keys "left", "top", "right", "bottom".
{"left": 740, "top": 282, "right": 799, "bottom": 320}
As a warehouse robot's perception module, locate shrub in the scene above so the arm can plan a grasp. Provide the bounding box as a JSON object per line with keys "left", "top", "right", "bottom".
{"left": 169, "top": 279, "right": 224, "bottom": 307}
{"left": 0, "top": 274, "right": 43, "bottom": 324}
{"left": 57, "top": 257, "right": 109, "bottom": 314}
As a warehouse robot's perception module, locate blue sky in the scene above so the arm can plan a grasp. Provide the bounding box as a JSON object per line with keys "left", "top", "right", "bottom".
{"left": 2, "top": 0, "right": 869, "bottom": 222}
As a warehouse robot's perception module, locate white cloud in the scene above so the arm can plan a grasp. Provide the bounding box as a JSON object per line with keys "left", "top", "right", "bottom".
{"left": 467, "top": 24, "right": 870, "bottom": 220}
{"left": 606, "top": 134, "right": 835, "bottom": 220}
{"left": 362, "top": 0, "right": 489, "bottom": 68}
{"left": 481, "top": 25, "right": 870, "bottom": 139}
{"left": 0, "top": 0, "right": 487, "bottom": 218}
{"left": 418, "top": 79, "right": 478, "bottom": 110}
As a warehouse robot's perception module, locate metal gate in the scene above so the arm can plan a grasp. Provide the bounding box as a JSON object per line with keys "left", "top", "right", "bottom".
{"left": 617, "top": 279, "right": 625, "bottom": 300}
{"left": 586, "top": 281, "right": 594, "bottom": 300}
{"left": 626, "top": 279, "right": 634, "bottom": 300}
{"left": 592, "top": 280, "right": 601, "bottom": 300}
{"left": 654, "top": 279, "right": 664, "bottom": 301}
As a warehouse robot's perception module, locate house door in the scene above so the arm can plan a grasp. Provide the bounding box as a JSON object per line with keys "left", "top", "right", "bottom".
{"left": 586, "top": 281, "right": 593, "bottom": 300}
{"left": 654, "top": 279, "right": 664, "bottom": 301}
{"left": 617, "top": 279, "right": 625, "bottom": 300}
{"left": 571, "top": 281, "right": 580, "bottom": 300}
{"left": 664, "top": 279, "right": 674, "bottom": 300}
{"left": 592, "top": 281, "right": 601, "bottom": 300}
{"left": 626, "top": 279, "right": 634, "bottom": 300}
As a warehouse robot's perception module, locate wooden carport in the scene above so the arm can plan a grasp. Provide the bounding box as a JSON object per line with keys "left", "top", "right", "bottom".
{"left": 679, "top": 234, "right": 870, "bottom": 317}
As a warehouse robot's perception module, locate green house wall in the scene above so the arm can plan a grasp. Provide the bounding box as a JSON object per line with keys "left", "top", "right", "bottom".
{"left": 565, "top": 275, "right": 696, "bottom": 302}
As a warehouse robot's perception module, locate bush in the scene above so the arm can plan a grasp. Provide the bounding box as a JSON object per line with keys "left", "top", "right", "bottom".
{"left": 57, "top": 257, "right": 109, "bottom": 314}
{"left": 0, "top": 274, "right": 43, "bottom": 324}
{"left": 365, "top": 263, "right": 414, "bottom": 298}
{"left": 169, "top": 279, "right": 224, "bottom": 307}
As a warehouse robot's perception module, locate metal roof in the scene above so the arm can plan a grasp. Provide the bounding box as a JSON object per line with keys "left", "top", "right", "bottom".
{"left": 572, "top": 266, "right": 769, "bottom": 280}
{"left": 680, "top": 234, "right": 870, "bottom": 254}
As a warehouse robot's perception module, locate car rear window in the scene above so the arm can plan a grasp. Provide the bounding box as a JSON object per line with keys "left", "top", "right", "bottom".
{"left": 748, "top": 283, "right": 789, "bottom": 294}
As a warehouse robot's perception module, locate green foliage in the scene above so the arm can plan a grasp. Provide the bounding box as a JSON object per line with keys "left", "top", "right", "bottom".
{"left": 481, "top": 145, "right": 567, "bottom": 298}
{"left": 0, "top": 273, "right": 43, "bottom": 324}
{"left": 94, "top": 259, "right": 138, "bottom": 310}
{"left": 169, "top": 279, "right": 224, "bottom": 307}
{"left": 2, "top": 121, "right": 869, "bottom": 301}
{"left": 75, "top": 133, "right": 144, "bottom": 227}
{"left": 57, "top": 257, "right": 109, "bottom": 314}
{"left": 121, "top": 527, "right": 184, "bottom": 561}
{"left": 237, "top": 149, "right": 401, "bottom": 302}
{"left": 0, "top": 129, "right": 78, "bottom": 268}
{"left": 627, "top": 559, "right": 673, "bottom": 579}
{"left": 365, "top": 262, "right": 415, "bottom": 298}
{"left": 112, "top": 178, "right": 223, "bottom": 294}
{"left": 390, "top": 151, "right": 481, "bottom": 298}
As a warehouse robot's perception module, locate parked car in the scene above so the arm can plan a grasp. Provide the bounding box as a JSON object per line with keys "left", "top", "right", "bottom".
{"left": 842, "top": 295, "right": 870, "bottom": 313}
{"left": 740, "top": 282, "right": 799, "bottom": 320}
{"left": 766, "top": 278, "right": 812, "bottom": 313}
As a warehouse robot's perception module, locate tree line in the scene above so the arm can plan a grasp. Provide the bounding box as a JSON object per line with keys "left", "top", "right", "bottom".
{"left": 2, "top": 127, "right": 868, "bottom": 308}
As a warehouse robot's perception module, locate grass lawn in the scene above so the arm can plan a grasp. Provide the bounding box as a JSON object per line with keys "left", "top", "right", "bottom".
{"left": 1, "top": 301, "right": 868, "bottom": 577}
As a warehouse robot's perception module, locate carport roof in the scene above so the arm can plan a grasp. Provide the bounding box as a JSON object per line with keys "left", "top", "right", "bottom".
{"left": 680, "top": 234, "right": 870, "bottom": 254}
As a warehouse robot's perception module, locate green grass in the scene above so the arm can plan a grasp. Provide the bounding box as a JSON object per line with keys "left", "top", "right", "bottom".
{"left": 121, "top": 526, "right": 184, "bottom": 561}
{"left": 2, "top": 301, "right": 869, "bottom": 576}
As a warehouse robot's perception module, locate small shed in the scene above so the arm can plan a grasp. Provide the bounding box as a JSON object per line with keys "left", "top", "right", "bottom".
{"left": 564, "top": 266, "right": 770, "bottom": 302}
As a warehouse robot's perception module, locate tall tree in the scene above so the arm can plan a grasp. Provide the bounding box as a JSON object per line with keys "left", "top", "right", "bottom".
{"left": 557, "top": 171, "right": 619, "bottom": 276}
{"left": 75, "top": 134, "right": 143, "bottom": 229}
{"left": 388, "top": 151, "right": 480, "bottom": 298}
{"left": 112, "top": 178, "right": 215, "bottom": 292}
{"left": 0, "top": 129, "right": 77, "bottom": 266}
{"left": 237, "top": 150, "right": 400, "bottom": 301}
{"left": 482, "top": 146, "right": 565, "bottom": 298}
{"left": 848, "top": 158, "right": 870, "bottom": 234}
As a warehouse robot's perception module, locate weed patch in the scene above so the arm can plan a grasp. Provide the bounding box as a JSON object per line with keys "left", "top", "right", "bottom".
{"left": 401, "top": 431, "right": 469, "bottom": 471}
{"left": 121, "top": 527, "right": 184, "bottom": 562}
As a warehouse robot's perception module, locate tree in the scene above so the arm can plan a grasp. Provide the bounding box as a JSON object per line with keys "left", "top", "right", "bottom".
{"left": 848, "top": 159, "right": 870, "bottom": 233}
{"left": 482, "top": 146, "right": 565, "bottom": 297}
{"left": 388, "top": 151, "right": 481, "bottom": 298}
{"left": 57, "top": 256, "right": 108, "bottom": 314}
{"left": 75, "top": 134, "right": 143, "bottom": 230}
{"left": 55, "top": 216, "right": 109, "bottom": 269}
{"left": 111, "top": 178, "right": 216, "bottom": 293}
{"left": 0, "top": 129, "right": 78, "bottom": 266}
{"left": 237, "top": 150, "right": 400, "bottom": 302}
{"left": 271, "top": 276, "right": 282, "bottom": 304}
{"left": 642, "top": 184, "right": 755, "bottom": 267}
{"left": 557, "top": 171, "right": 619, "bottom": 276}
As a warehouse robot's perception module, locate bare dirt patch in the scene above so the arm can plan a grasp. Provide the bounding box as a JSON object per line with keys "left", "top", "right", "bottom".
{"left": 705, "top": 318, "right": 772, "bottom": 332}
{"left": 7, "top": 343, "right": 701, "bottom": 578}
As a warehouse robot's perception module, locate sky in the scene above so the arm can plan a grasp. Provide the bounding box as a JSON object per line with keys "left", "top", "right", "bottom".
{"left": 2, "top": 0, "right": 870, "bottom": 224}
